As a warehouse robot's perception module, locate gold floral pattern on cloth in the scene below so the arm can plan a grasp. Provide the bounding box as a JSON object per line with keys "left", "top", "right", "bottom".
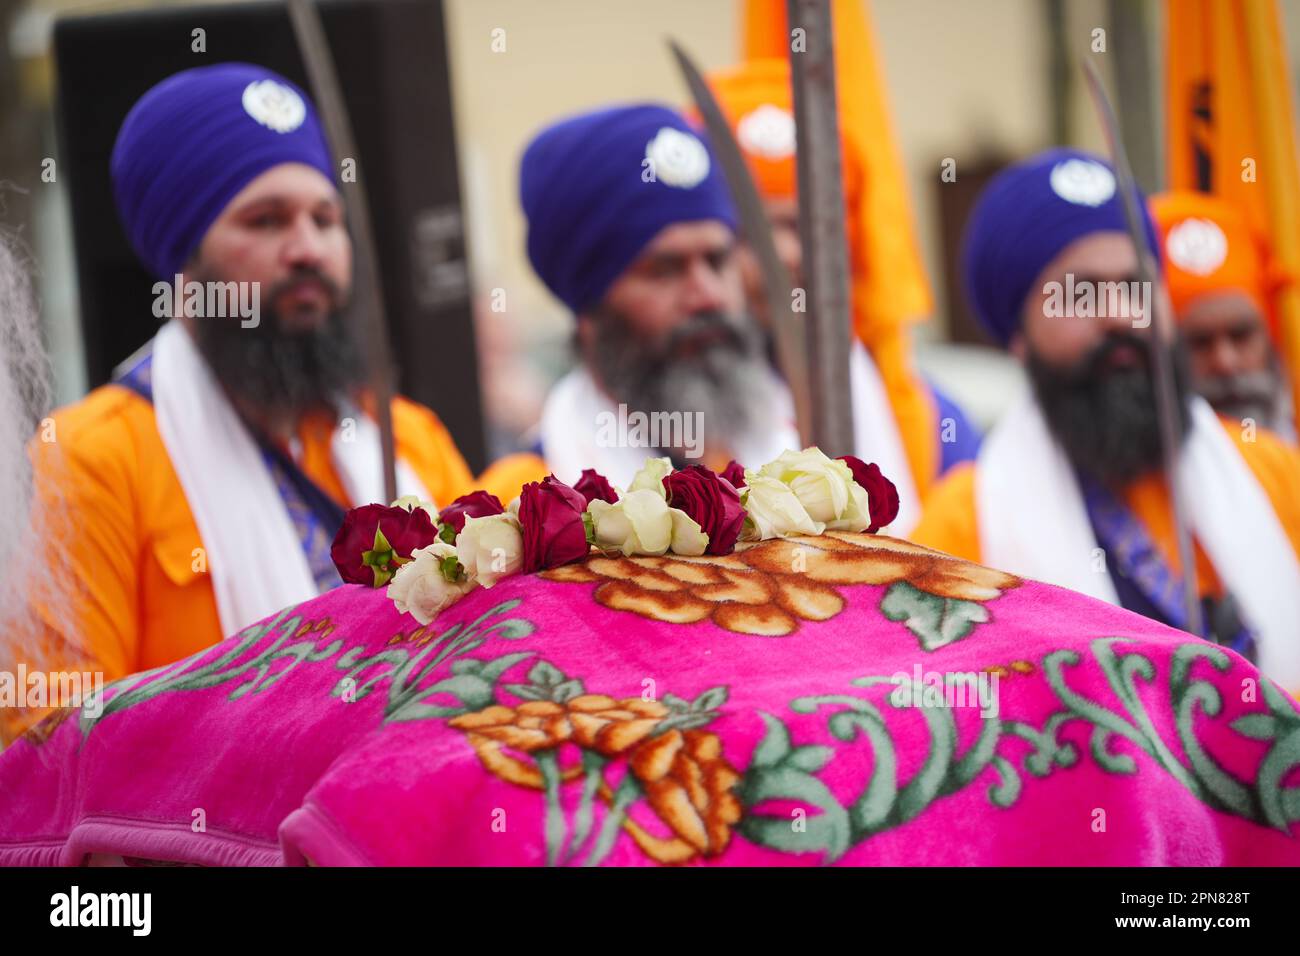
{"left": 541, "top": 531, "right": 1021, "bottom": 636}
{"left": 18, "top": 707, "right": 77, "bottom": 749}
{"left": 450, "top": 694, "right": 742, "bottom": 863}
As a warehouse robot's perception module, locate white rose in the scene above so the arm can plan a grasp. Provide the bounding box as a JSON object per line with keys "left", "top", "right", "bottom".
{"left": 627, "top": 457, "right": 673, "bottom": 498}
{"left": 391, "top": 494, "right": 440, "bottom": 523}
{"left": 669, "top": 508, "right": 709, "bottom": 556}
{"left": 826, "top": 482, "right": 871, "bottom": 533}
{"left": 386, "top": 541, "right": 473, "bottom": 625}
{"left": 741, "top": 474, "right": 825, "bottom": 540}
{"left": 588, "top": 489, "right": 673, "bottom": 555}
{"left": 756, "top": 448, "right": 859, "bottom": 526}
{"left": 456, "top": 512, "right": 524, "bottom": 588}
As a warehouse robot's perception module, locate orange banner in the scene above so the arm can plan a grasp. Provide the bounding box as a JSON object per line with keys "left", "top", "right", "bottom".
{"left": 741, "top": 0, "right": 932, "bottom": 341}
{"left": 1165, "top": 0, "right": 1300, "bottom": 420}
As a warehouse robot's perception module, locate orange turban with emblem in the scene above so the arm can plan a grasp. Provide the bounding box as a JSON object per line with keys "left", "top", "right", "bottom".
{"left": 1150, "top": 190, "right": 1282, "bottom": 339}
{"left": 698, "top": 56, "right": 940, "bottom": 497}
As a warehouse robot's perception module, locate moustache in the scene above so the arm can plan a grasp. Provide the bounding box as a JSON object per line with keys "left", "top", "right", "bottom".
{"left": 265, "top": 268, "right": 345, "bottom": 322}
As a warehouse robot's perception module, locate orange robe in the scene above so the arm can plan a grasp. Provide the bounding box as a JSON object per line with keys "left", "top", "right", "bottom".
{"left": 2, "top": 384, "right": 545, "bottom": 744}
{"left": 911, "top": 419, "right": 1300, "bottom": 599}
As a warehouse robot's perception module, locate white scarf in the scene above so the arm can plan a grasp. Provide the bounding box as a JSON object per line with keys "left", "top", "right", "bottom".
{"left": 977, "top": 389, "right": 1300, "bottom": 690}
{"left": 537, "top": 340, "right": 920, "bottom": 532}
{"left": 151, "top": 321, "right": 430, "bottom": 636}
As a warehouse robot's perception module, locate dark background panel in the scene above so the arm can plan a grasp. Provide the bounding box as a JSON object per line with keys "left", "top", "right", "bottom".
{"left": 53, "top": 0, "right": 486, "bottom": 472}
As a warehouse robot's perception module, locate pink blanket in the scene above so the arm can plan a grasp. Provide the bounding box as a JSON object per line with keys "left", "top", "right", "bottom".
{"left": 2, "top": 532, "right": 1297, "bottom": 866}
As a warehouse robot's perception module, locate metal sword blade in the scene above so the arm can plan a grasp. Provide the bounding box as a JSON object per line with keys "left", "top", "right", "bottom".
{"left": 286, "top": 0, "right": 398, "bottom": 504}
{"left": 668, "top": 38, "right": 814, "bottom": 447}
{"left": 1080, "top": 58, "right": 1203, "bottom": 636}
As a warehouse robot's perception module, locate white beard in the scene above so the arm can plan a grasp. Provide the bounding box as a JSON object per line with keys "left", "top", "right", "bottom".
{"left": 0, "top": 230, "right": 72, "bottom": 672}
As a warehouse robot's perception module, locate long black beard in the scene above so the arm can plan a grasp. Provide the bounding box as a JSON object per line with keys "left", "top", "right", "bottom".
{"left": 189, "top": 267, "right": 365, "bottom": 416}
{"left": 1027, "top": 332, "right": 1195, "bottom": 487}
{"left": 585, "top": 305, "right": 774, "bottom": 459}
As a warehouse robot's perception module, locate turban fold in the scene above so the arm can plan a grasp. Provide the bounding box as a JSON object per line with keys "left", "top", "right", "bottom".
{"left": 1150, "top": 190, "right": 1281, "bottom": 340}
{"left": 111, "top": 62, "right": 333, "bottom": 279}
{"left": 519, "top": 103, "right": 737, "bottom": 314}
{"left": 962, "top": 148, "right": 1160, "bottom": 347}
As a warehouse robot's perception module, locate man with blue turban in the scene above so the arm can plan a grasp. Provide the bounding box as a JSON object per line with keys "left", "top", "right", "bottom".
{"left": 2, "top": 63, "right": 531, "bottom": 743}
{"left": 911, "top": 148, "right": 1300, "bottom": 694}
{"left": 523, "top": 103, "right": 810, "bottom": 488}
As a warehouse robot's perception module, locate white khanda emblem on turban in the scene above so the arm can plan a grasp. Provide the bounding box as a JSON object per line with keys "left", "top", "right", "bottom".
{"left": 737, "top": 104, "right": 796, "bottom": 160}
{"left": 1049, "top": 158, "right": 1116, "bottom": 207}
{"left": 645, "top": 127, "right": 710, "bottom": 189}
{"left": 1166, "top": 217, "right": 1229, "bottom": 276}
{"left": 242, "top": 80, "right": 307, "bottom": 134}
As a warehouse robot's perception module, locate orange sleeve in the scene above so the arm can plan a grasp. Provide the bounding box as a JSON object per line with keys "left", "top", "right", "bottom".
{"left": 390, "top": 396, "right": 476, "bottom": 508}
{"left": 1226, "top": 422, "right": 1300, "bottom": 560}
{"left": 909, "top": 461, "right": 983, "bottom": 562}
{"left": 2, "top": 391, "right": 142, "bottom": 744}
{"left": 390, "top": 397, "right": 550, "bottom": 508}
{"left": 474, "top": 452, "right": 550, "bottom": 506}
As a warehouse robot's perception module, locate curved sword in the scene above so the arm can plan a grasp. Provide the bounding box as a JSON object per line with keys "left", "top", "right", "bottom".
{"left": 669, "top": 38, "right": 813, "bottom": 447}
{"left": 1081, "top": 58, "right": 1202, "bottom": 637}
{"left": 286, "top": 0, "right": 398, "bottom": 504}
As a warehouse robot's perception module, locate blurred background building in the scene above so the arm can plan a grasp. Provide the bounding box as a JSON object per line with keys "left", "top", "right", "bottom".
{"left": 3, "top": 0, "right": 1300, "bottom": 459}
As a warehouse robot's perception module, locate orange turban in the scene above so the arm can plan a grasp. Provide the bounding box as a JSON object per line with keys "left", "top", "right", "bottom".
{"left": 697, "top": 57, "right": 940, "bottom": 499}
{"left": 701, "top": 58, "right": 864, "bottom": 269}
{"left": 1150, "top": 190, "right": 1280, "bottom": 339}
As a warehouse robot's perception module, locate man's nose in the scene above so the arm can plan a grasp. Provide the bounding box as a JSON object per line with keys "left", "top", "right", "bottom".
{"left": 1205, "top": 335, "right": 1241, "bottom": 378}
{"left": 682, "top": 256, "right": 728, "bottom": 315}
{"left": 282, "top": 213, "right": 326, "bottom": 269}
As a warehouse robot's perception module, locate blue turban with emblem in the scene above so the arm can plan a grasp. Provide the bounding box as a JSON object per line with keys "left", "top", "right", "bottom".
{"left": 962, "top": 147, "right": 1161, "bottom": 347}
{"left": 111, "top": 62, "right": 334, "bottom": 279}
{"left": 520, "top": 103, "right": 738, "bottom": 314}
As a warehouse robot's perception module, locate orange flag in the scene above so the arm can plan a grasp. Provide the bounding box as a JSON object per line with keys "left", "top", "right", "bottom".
{"left": 1166, "top": 0, "right": 1300, "bottom": 421}
{"left": 740, "top": 0, "right": 932, "bottom": 341}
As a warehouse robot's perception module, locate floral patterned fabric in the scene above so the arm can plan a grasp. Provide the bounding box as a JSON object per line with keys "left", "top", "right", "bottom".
{"left": 1, "top": 532, "right": 1297, "bottom": 866}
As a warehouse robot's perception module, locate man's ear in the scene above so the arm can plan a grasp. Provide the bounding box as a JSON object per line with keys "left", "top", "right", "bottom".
{"left": 1008, "top": 330, "right": 1028, "bottom": 363}
{"left": 573, "top": 312, "right": 596, "bottom": 360}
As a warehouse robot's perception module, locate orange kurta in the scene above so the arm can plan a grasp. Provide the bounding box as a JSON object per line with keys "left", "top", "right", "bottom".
{"left": 910, "top": 419, "right": 1300, "bottom": 596}
{"left": 2, "top": 385, "right": 544, "bottom": 744}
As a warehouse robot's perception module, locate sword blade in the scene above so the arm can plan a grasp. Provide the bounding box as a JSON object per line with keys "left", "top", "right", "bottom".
{"left": 1081, "top": 58, "right": 1203, "bottom": 636}
{"left": 669, "top": 38, "right": 814, "bottom": 447}
{"left": 286, "top": 0, "right": 398, "bottom": 504}
{"left": 786, "top": 0, "right": 856, "bottom": 457}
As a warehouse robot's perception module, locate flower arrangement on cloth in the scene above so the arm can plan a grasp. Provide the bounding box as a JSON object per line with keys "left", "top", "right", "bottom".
{"left": 329, "top": 448, "right": 900, "bottom": 626}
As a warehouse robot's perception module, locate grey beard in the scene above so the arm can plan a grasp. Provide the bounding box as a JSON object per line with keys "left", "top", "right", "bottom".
{"left": 1193, "top": 354, "right": 1289, "bottom": 434}
{"left": 585, "top": 305, "right": 775, "bottom": 461}
{"left": 0, "top": 228, "right": 81, "bottom": 667}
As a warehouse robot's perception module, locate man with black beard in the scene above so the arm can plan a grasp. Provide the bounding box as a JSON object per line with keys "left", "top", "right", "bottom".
{"left": 523, "top": 104, "right": 803, "bottom": 488}
{"left": 913, "top": 149, "right": 1300, "bottom": 693}
{"left": 2, "top": 64, "right": 512, "bottom": 743}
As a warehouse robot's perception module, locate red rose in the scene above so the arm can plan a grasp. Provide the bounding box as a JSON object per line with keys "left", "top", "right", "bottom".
{"left": 838, "top": 456, "right": 900, "bottom": 533}
{"left": 518, "top": 476, "right": 590, "bottom": 572}
{"left": 664, "top": 465, "right": 745, "bottom": 555}
{"left": 439, "top": 490, "right": 505, "bottom": 534}
{"left": 719, "top": 460, "right": 746, "bottom": 489}
{"left": 573, "top": 468, "right": 619, "bottom": 505}
{"left": 331, "top": 502, "right": 438, "bottom": 587}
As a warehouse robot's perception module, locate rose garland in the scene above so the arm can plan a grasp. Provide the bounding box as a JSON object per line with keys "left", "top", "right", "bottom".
{"left": 330, "top": 447, "right": 900, "bottom": 626}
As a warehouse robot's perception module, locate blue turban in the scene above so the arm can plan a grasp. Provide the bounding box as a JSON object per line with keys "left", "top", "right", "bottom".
{"left": 111, "top": 63, "right": 333, "bottom": 279}
{"left": 961, "top": 147, "right": 1160, "bottom": 347}
{"left": 520, "top": 103, "right": 738, "bottom": 314}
